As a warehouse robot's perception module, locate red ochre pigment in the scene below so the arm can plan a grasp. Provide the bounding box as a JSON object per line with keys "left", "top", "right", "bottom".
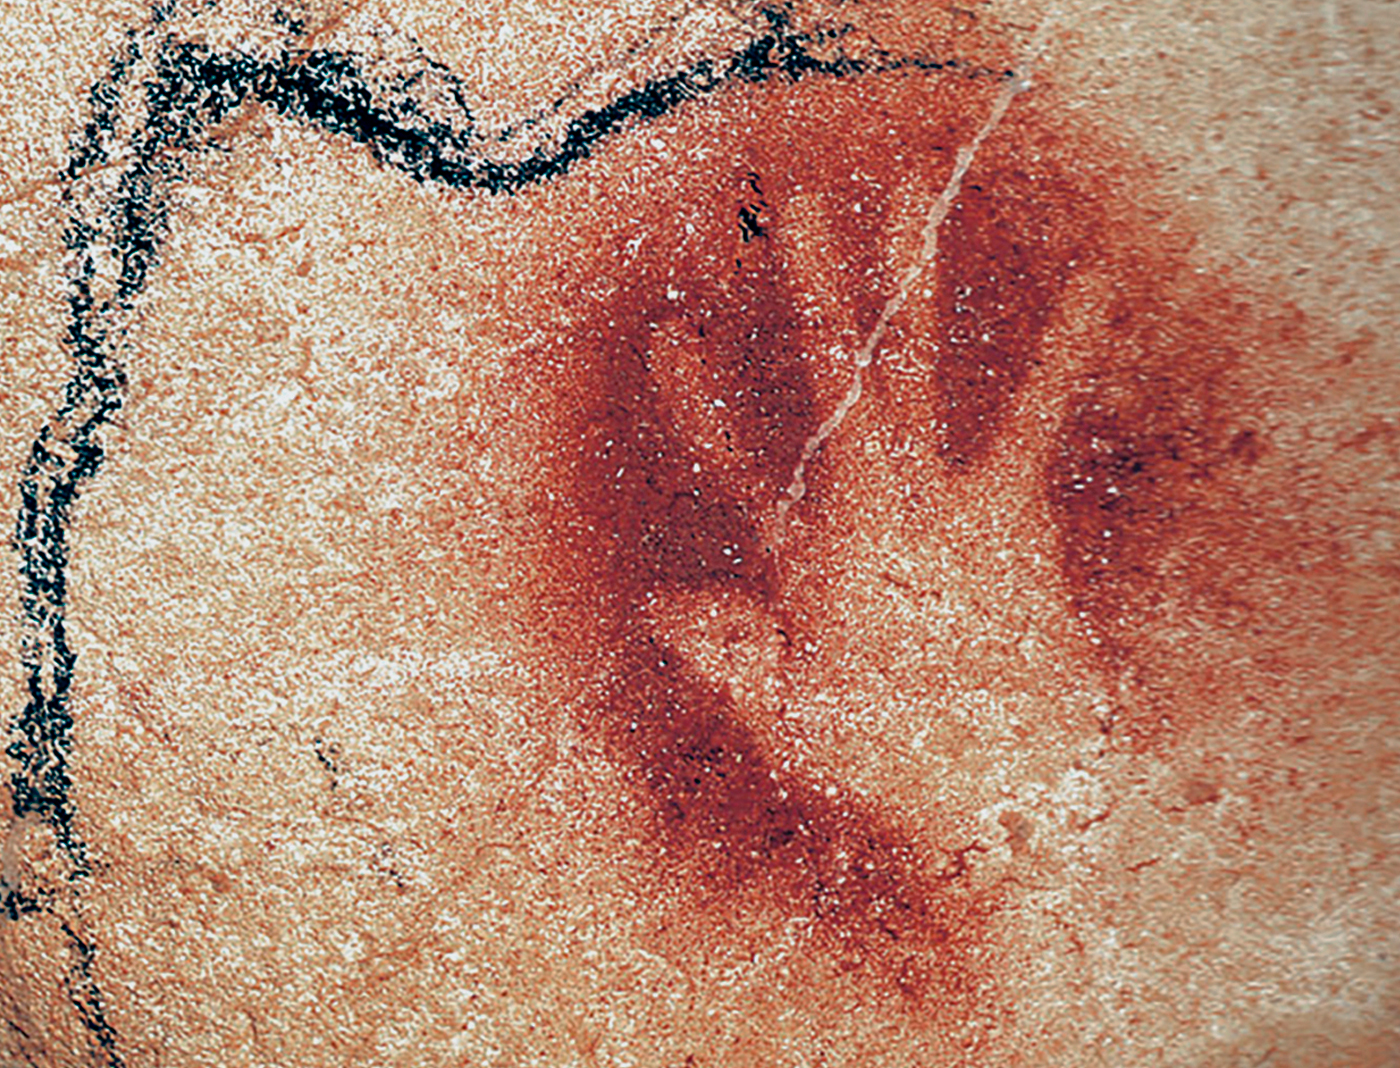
{"left": 502, "top": 33, "right": 1333, "bottom": 1039}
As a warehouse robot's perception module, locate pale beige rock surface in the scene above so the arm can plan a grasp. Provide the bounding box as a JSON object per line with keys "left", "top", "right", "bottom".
{"left": 0, "top": 1, "right": 1396, "bottom": 1066}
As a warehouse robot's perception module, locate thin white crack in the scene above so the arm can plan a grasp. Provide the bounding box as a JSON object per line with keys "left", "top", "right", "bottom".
{"left": 772, "top": 24, "right": 1055, "bottom": 543}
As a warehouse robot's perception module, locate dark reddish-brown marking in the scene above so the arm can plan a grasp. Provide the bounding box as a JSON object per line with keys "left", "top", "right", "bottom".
{"left": 511, "top": 21, "right": 1332, "bottom": 1042}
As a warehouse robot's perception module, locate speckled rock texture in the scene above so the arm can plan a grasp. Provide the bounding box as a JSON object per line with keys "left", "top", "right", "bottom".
{"left": 1, "top": 2, "right": 1396, "bottom": 1065}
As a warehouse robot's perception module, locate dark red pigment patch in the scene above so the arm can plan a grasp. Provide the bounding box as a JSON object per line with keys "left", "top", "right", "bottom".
{"left": 523, "top": 47, "right": 1321, "bottom": 1032}
{"left": 602, "top": 647, "right": 1000, "bottom": 1007}
{"left": 576, "top": 166, "right": 818, "bottom": 595}
{"left": 523, "top": 68, "right": 1016, "bottom": 1021}
{"left": 927, "top": 169, "right": 1092, "bottom": 467}
{"left": 1044, "top": 282, "right": 1278, "bottom": 644}
{"left": 864, "top": 96, "right": 1313, "bottom": 747}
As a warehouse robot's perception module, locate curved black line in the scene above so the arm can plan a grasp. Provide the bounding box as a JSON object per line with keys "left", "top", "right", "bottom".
{"left": 5, "top": 5, "right": 1007, "bottom": 1063}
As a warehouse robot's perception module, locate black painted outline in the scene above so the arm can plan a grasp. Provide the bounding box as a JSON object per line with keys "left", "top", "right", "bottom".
{"left": 3, "top": 5, "right": 1006, "bottom": 1062}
